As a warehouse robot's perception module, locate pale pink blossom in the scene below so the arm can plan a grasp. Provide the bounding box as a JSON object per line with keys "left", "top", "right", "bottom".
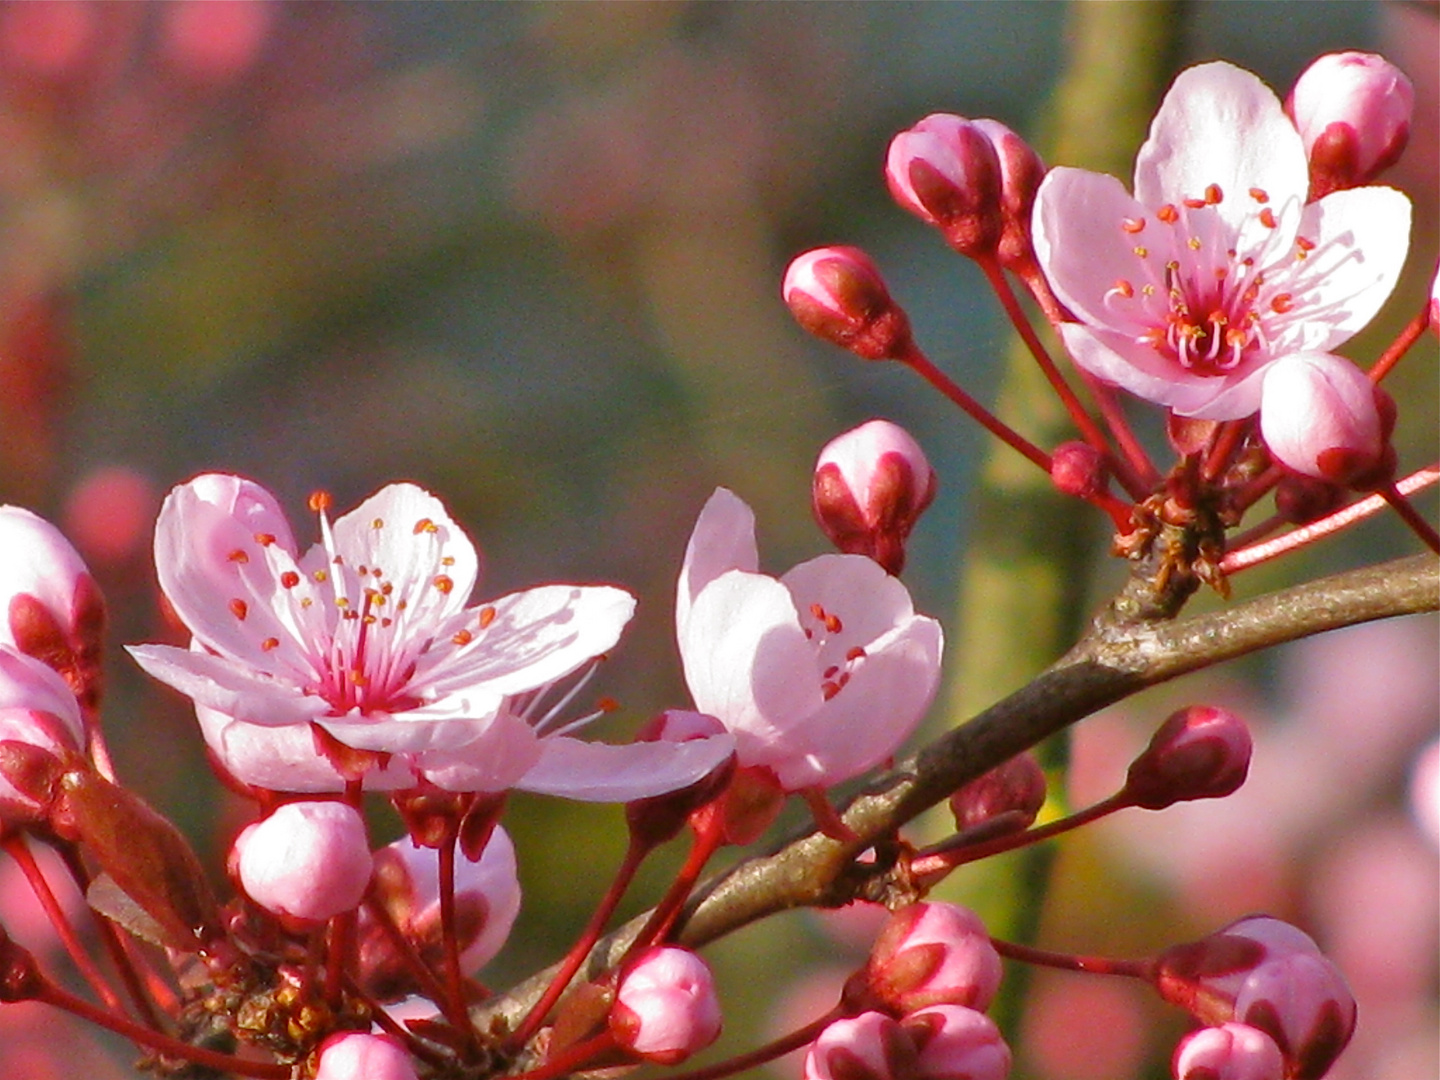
{"left": 812, "top": 419, "right": 937, "bottom": 575}
{"left": 313, "top": 1032, "right": 418, "bottom": 1080}
{"left": 610, "top": 946, "right": 722, "bottom": 1064}
{"left": 1033, "top": 61, "right": 1411, "bottom": 419}
{"left": 1173, "top": 1023, "right": 1285, "bottom": 1080}
{"left": 676, "top": 488, "right": 942, "bottom": 791}
{"left": 131, "top": 475, "right": 731, "bottom": 798}
{"left": 232, "top": 800, "right": 372, "bottom": 924}
{"left": 1259, "top": 352, "right": 1385, "bottom": 483}
{"left": 1286, "top": 52, "right": 1413, "bottom": 196}
{"left": 865, "top": 901, "right": 1003, "bottom": 1014}
{"left": 904, "top": 1004, "right": 1011, "bottom": 1080}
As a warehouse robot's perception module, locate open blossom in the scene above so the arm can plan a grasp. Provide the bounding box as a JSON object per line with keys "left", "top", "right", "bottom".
{"left": 1033, "top": 61, "right": 1410, "bottom": 419}
{"left": 130, "top": 475, "right": 731, "bottom": 798}
{"left": 676, "top": 488, "right": 942, "bottom": 791}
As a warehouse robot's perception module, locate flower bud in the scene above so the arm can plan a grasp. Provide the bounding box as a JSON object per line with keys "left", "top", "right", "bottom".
{"left": 232, "top": 801, "right": 372, "bottom": 925}
{"left": 1153, "top": 917, "right": 1356, "bottom": 1080}
{"left": 783, "top": 247, "right": 913, "bottom": 361}
{"left": 359, "top": 829, "right": 519, "bottom": 999}
{"left": 972, "top": 118, "right": 1045, "bottom": 275}
{"left": 1259, "top": 352, "right": 1388, "bottom": 487}
{"left": 1049, "top": 440, "right": 1109, "bottom": 501}
{"left": 904, "top": 1004, "right": 1011, "bottom": 1080}
{"left": 949, "top": 751, "right": 1046, "bottom": 833}
{"left": 0, "top": 649, "right": 85, "bottom": 819}
{"left": 610, "top": 946, "right": 722, "bottom": 1064}
{"left": 1285, "top": 51, "right": 1412, "bottom": 198}
{"left": 1273, "top": 475, "right": 1345, "bottom": 526}
{"left": 803, "top": 1011, "right": 916, "bottom": 1080}
{"left": 1173, "top": 1023, "right": 1285, "bottom": 1080}
{"left": 812, "top": 419, "right": 937, "bottom": 575}
{"left": 1123, "top": 705, "right": 1252, "bottom": 810}
{"left": 0, "top": 507, "right": 105, "bottom": 716}
{"left": 886, "top": 114, "right": 1003, "bottom": 256}
{"left": 865, "top": 901, "right": 1003, "bottom": 1014}
{"left": 313, "top": 1032, "right": 419, "bottom": 1080}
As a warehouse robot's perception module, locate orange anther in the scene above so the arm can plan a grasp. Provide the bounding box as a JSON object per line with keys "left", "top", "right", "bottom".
{"left": 230, "top": 599, "right": 248, "bottom": 620}
{"left": 1157, "top": 204, "right": 1179, "bottom": 224}
{"left": 228, "top": 549, "right": 249, "bottom": 563}
{"left": 1182, "top": 196, "right": 1207, "bottom": 209}
{"left": 413, "top": 518, "right": 437, "bottom": 535}
{"left": 280, "top": 570, "right": 301, "bottom": 588}
{"left": 371, "top": 518, "right": 384, "bottom": 529}
{"left": 1258, "top": 207, "right": 1277, "bottom": 229}
{"left": 1248, "top": 187, "right": 1269, "bottom": 203}
{"left": 597, "top": 696, "right": 620, "bottom": 713}
{"left": 479, "top": 606, "right": 497, "bottom": 629}
{"left": 433, "top": 575, "right": 453, "bottom": 594}
{"left": 261, "top": 638, "right": 279, "bottom": 652}
{"left": 1121, "top": 217, "right": 1146, "bottom": 234}
{"left": 1204, "top": 184, "right": 1223, "bottom": 204}
{"left": 452, "top": 629, "right": 474, "bottom": 646}
{"left": 1270, "top": 294, "right": 1294, "bottom": 314}
{"left": 308, "top": 490, "right": 332, "bottom": 512}
{"left": 254, "top": 532, "right": 276, "bottom": 546}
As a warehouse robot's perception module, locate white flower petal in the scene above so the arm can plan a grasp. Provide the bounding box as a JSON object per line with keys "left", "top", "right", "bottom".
{"left": 676, "top": 488, "right": 759, "bottom": 641}
{"left": 516, "top": 732, "right": 736, "bottom": 801}
{"left": 127, "top": 644, "right": 327, "bottom": 727}
{"left": 197, "top": 705, "right": 415, "bottom": 792}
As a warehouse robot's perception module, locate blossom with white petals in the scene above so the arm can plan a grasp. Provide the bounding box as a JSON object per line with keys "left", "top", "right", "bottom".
{"left": 131, "top": 475, "right": 731, "bottom": 798}
{"left": 1033, "top": 61, "right": 1410, "bottom": 420}
{"left": 676, "top": 488, "right": 942, "bottom": 791}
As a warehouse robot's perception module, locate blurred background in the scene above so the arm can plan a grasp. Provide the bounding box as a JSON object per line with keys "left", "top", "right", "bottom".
{"left": 0, "top": 2, "right": 1433, "bottom": 1078}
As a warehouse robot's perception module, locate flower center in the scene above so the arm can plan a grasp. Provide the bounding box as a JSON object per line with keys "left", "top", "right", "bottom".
{"left": 802, "top": 602, "right": 867, "bottom": 701}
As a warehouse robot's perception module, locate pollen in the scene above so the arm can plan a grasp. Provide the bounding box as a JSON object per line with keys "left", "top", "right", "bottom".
{"left": 308, "top": 490, "right": 333, "bottom": 513}
{"left": 824, "top": 613, "right": 843, "bottom": 633}
{"left": 254, "top": 532, "right": 276, "bottom": 546}
{"left": 433, "top": 575, "right": 453, "bottom": 594}
{"left": 1121, "top": 217, "right": 1146, "bottom": 234}
{"left": 1156, "top": 204, "right": 1179, "bottom": 224}
{"left": 441, "top": 556, "right": 455, "bottom": 566}
{"left": 1248, "top": 187, "right": 1270, "bottom": 203}
{"left": 413, "top": 518, "right": 437, "bottom": 535}
{"left": 230, "top": 599, "right": 248, "bottom": 620}
{"left": 1182, "top": 196, "right": 1207, "bottom": 209}
{"left": 228, "top": 549, "right": 249, "bottom": 563}
{"left": 1270, "top": 294, "right": 1294, "bottom": 314}
{"left": 1258, "top": 207, "right": 1278, "bottom": 229}
{"left": 478, "top": 606, "right": 497, "bottom": 629}
{"left": 452, "top": 629, "right": 473, "bottom": 646}
{"left": 1187, "top": 237, "right": 1202, "bottom": 250}
{"left": 1204, "top": 184, "right": 1223, "bottom": 204}
{"left": 261, "top": 638, "right": 279, "bottom": 652}
{"left": 1133, "top": 245, "right": 1148, "bottom": 258}
{"left": 350, "top": 671, "right": 368, "bottom": 686}
{"left": 280, "top": 570, "right": 301, "bottom": 588}
{"left": 371, "top": 518, "right": 383, "bottom": 529}
{"left": 313, "top": 569, "right": 329, "bottom": 583}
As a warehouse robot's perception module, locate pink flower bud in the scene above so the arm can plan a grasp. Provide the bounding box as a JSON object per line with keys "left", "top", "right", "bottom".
{"left": 360, "top": 829, "right": 519, "bottom": 998}
{"left": 1123, "top": 705, "right": 1252, "bottom": 810}
{"left": 812, "top": 419, "right": 937, "bottom": 575}
{"left": 803, "top": 1011, "right": 916, "bottom": 1080}
{"left": 783, "top": 246, "right": 913, "bottom": 361}
{"left": 0, "top": 507, "right": 105, "bottom": 716}
{"left": 1049, "top": 440, "right": 1109, "bottom": 501}
{"left": 1259, "top": 352, "right": 1387, "bottom": 487}
{"left": 0, "top": 648, "right": 85, "bottom": 819}
{"left": 972, "top": 118, "right": 1046, "bottom": 274}
{"left": 233, "top": 801, "right": 372, "bottom": 925}
{"left": 1173, "top": 1023, "right": 1285, "bottom": 1080}
{"left": 949, "top": 751, "right": 1046, "bottom": 833}
{"left": 313, "top": 1032, "right": 419, "bottom": 1080}
{"left": 904, "top": 1004, "right": 1012, "bottom": 1080}
{"left": 886, "top": 114, "right": 1003, "bottom": 256}
{"left": 1286, "top": 51, "right": 1413, "bottom": 197}
{"left": 865, "top": 901, "right": 1003, "bottom": 1014}
{"left": 610, "top": 947, "right": 722, "bottom": 1064}
{"left": 1153, "top": 917, "right": 1356, "bottom": 1080}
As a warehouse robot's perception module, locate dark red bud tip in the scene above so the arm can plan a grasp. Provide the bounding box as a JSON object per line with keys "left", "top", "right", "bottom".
{"left": 1124, "top": 705, "right": 1252, "bottom": 810}
{"left": 1049, "top": 441, "right": 1108, "bottom": 500}
{"left": 1274, "top": 476, "right": 1345, "bottom": 525}
{"left": 949, "top": 752, "right": 1046, "bottom": 832}
{"left": 885, "top": 114, "right": 1003, "bottom": 257}
{"left": 783, "top": 247, "right": 913, "bottom": 360}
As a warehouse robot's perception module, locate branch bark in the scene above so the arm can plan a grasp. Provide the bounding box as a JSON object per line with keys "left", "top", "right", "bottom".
{"left": 474, "top": 553, "right": 1438, "bottom": 1032}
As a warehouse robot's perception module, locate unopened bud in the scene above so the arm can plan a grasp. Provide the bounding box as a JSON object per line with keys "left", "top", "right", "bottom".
{"left": 804, "top": 1012, "right": 915, "bottom": 1080}
{"left": 783, "top": 246, "right": 912, "bottom": 360}
{"left": 0, "top": 648, "right": 85, "bottom": 819}
{"left": 0, "top": 507, "right": 105, "bottom": 716}
{"left": 864, "top": 901, "right": 1002, "bottom": 1014}
{"left": 812, "top": 419, "right": 937, "bottom": 575}
{"left": 949, "top": 751, "right": 1046, "bottom": 833}
{"left": 611, "top": 947, "right": 722, "bottom": 1064}
{"left": 1049, "top": 440, "right": 1108, "bottom": 501}
{"left": 1273, "top": 475, "right": 1345, "bottom": 525}
{"left": 233, "top": 801, "right": 373, "bottom": 926}
{"left": 886, "top": 114, "right": 1003, "bottom": 256}
{"left": 1153, "top": 917, "right": 1356, "bottom": 1080}
{"left": 904, "top": 1004, "right": 1011, "bottom": 1080}
{"left": 313, "top": 1032, "right": 419, "bottom": 1080}
{"left": 1124, "top": 705, "right": 1252, "bottom": 810}
{"left": 1260, "top": 352, "right": 1388, "bottom": 488}
{"left": 1286, "top": 51, "right": 1412, "bottom": 198}
{"left": 1173, "top": 1023, "right": 1285, "bottom": 1080}
{"left": 972, "top": 118, "right": 1045, "bottom": 275}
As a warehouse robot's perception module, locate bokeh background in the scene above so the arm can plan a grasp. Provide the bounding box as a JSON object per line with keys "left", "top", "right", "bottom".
{"left": 0, "top": 2, "right": 1433, "bottom": 1078}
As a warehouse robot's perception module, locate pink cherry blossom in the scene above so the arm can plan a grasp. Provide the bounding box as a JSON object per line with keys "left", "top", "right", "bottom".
{"left": 1033, "top": 61, "right": 1411, "bottom": 419}
{"left": 313, "top": 1032, "right": 418, "bottom": 1080}
{"left": 676, "top": 488, "right": 942, "bottom": 791}
{"left": 1286, "top": 51, "right": 1413, "bottom": 196}
{"left": 232, "top": 800, "right": 372, "bottom": 924}
{"left": 130, "top": 475, "right": 732, "bottom": 798}
{"left": 1173, "top": 1023, "right": 1285, "bottom": 1080}
{"left": 864, "top": 901, "right": 1003, "bottom": 1014}
{"left": 610, "top": 946, "right": 723, "bottom": 1064}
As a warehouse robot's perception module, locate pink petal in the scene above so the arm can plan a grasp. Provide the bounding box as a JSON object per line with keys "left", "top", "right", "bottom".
{"left": 1134, "top": 62, "right": 1308, "bottom": 227}
{"left": 516, "top": 732, "right": 736, "bottom": 801}
{"left": 197, "top": 705, "right": 415, "bottom": 792}
{"left": 316, "top": 712, "right": 501, "bottom": 754}
{"left": 126, "top": 643, "right": 326, "bottom": 727}
{"left": 780, "top": 554, "right": 917, "bottom": 658}
{"left": 676, "top": 488, "right": 759, "bottom": 641}
{"left": 0, "top": 648, "right": 83, "bottom": 736}
{"left": 415, "top": 709, "right": 542, "bottom": 792}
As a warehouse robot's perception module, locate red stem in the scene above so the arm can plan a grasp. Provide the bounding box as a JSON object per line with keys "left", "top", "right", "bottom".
{"left": 1369, "top": 304, "right": 1430, "bottom": 383}
{"left": 662, "top": 1006, "right": 849, "bottom": 1080}
{"left": 624, "top": 819, "right": 728, "bottom": 962}
{"left": 1221, "top": 464, "right": 1440, "bottom": 573}
{"left": 1076, "top": 371, "right": 1160, "bottom": 495}
{"left": 361, "top": 893, "right": 465, "bottom": 1031}
{"left": 437, "top": 832, "right": 467, "bottom": 1028}
{"left": 1381, "top": 483, "right": 1440, "bottom": 553}
{"left": 1201, "top": 420, "right": 1249, "bottom": 484}
{"left": 990, "top": 936, "right": 1150, "bottom": 979}
{"left": 507, "top": 1031, "right": 619, "bottom": 1080}
{"left": 508, "top": 835, "right": 653, "bottom": 1050}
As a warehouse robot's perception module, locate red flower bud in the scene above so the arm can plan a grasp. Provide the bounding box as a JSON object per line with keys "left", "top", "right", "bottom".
{"left": 1124, "top": 705, "right": 1252, "bottom": 810}
{"left": 803, "top": 1012, "right": 916, "bottom": 1080}
{"left": 949, "top": 751, "right": 1046, "bottom": 833}
{"left": 972, "top": 118, "right": 1045, "bottom": 275}
{"left": 812, "top": 419, "right": 937, "bottom": 574}
{"left": 783, "top": 246, "right": 912, "bottom": 360}
{"left": 886, "top": 114, "right": 1003, "bottom": 257}
{"left": 864, "top": 901, "right": 1002, "bottom": 1014}
{"left": 1049, "top": 440, "right": 1109, "bottom": 500}
{"left": 1286, "top": 51, "right": 1412, "bottom": 198}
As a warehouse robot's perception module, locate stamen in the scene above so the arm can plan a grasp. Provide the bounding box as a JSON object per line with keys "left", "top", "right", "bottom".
{"left": 280, "top": 570, "right": 301, "bottom": 588}
{"left": 1182, "top": 196, "right": 1207, "bottom": 210}
{"left": 1121, "top": 217, "right": 1146, "bottom": 234}
{"left": 433, "top": 575, "right": 454, "bottom": 594}
{"left": 261, "top": 638, "right": 280, "bottom": 652}
{"left": 308, "top": 491, "right": 333, "bottom": 513}
{"left": 371, "top": 518, "right": 383, "bottom": 529}
{"left": 1133, "top": 246, "right": 1148, "bottom": 258}
{"left": 478, "top": 606, "right": 497, "bottom": 629}
{"left": 254, "top": 532, "right": 276, "bottom": 546}
{"left": 1204, "top": 184, "right": 1223, "bottom": 204}
{"left": 413, "top": 518, "right": 437, "bottom": 535}
{"left": 230, "top": 599, "right": 248, "bottom": 620}
{"left": 1270, "top": 294, "right": 1294, "bottom": 314}
{"left": 1258, "top": 208, "right": 1278, "bottom": 229}
{"left": 1248, "top": 187, "right": 1269, "bottom": 203}
{"left": 1157, "top": 204, "right": 1179, "bottom": 224}
{"left": 452, "top": 629, "right": 473, "bottom": 646}
{"left": 228, "top": 549, "right": 249, "bottom": 563}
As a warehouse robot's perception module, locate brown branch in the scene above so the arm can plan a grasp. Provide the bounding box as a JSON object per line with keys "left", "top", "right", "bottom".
{"left": 474, "top": 554, "right": 1438, "bottom": 1034}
